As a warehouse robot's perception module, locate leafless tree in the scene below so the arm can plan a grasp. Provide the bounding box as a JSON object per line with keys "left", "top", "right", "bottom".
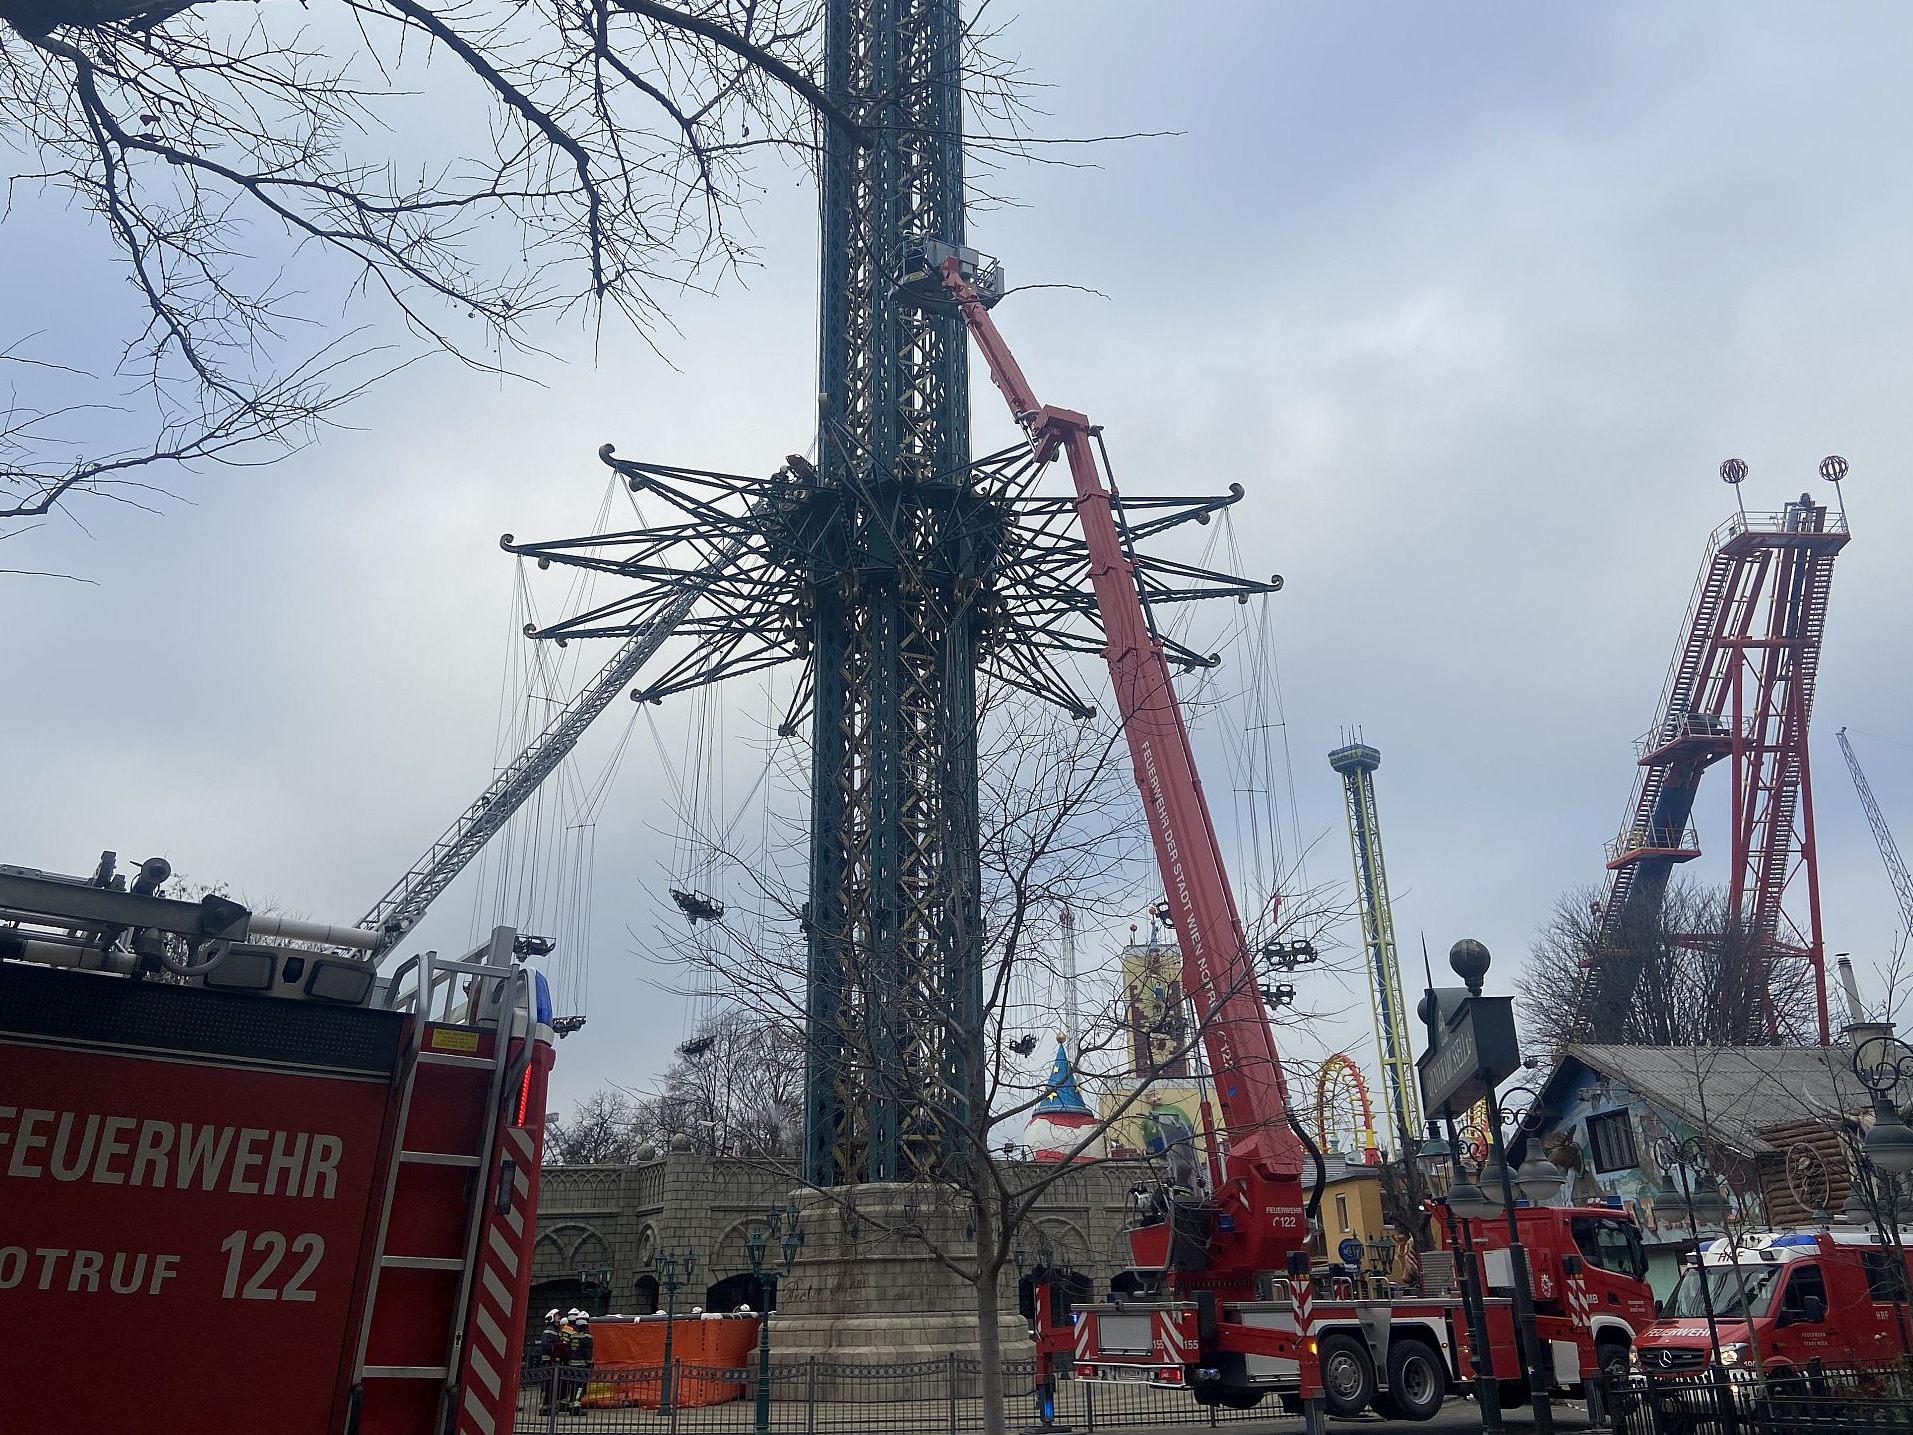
{"left": 621, "top": 1007, "right": 804, "bottom": 1160}
{"left": 547, "top": 1085, "right": 644, "bottom": 1165}
{"left": 0, "top": 0, "right": 1050, "bottom": 540}
{"left": 1520, "top": 881, "right": 1814, "bottom": 1054}
{"left": 658, "top": 695, "right": 1352, "bottom": 1435}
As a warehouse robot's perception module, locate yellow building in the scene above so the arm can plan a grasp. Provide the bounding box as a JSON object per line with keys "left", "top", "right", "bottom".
{"left": 1314, "top": 1155, "right": 1411, "bottom": 1286}
{"left": 1120, "top": 937, "right": 1190, "bottom": 1080}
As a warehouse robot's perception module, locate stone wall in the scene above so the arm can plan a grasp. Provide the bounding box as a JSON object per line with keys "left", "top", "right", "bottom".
{"left": 533, "top": 1152, "right": 1154, "bottom": 1318}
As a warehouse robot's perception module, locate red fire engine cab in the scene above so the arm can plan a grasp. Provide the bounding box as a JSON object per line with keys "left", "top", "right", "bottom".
{"left": 1635, "top": 1227, "right": 1913, "bottom": 1377}
{"left": 0, "top": 852, "right": 556, "bottom": 1435}
{"left": 927, "top": 245, "right": 1658, "bottom": 1421}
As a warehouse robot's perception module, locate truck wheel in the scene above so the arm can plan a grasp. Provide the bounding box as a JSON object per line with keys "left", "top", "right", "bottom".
{"left": 1377, "top": 1338, "right": 1447, "bottom": 1422}
{"left": 1591, "top": 1337, "right": 1631, "bottom": 1426}
{"left": 1318, "top": 1332, "right": 1378, "bottom": 1418}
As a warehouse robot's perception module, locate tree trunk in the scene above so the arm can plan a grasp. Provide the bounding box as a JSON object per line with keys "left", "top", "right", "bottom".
{"left": 969, "top": 1168, "right": 1010, "bottom": 1435}
{"left": 973, "top": 1252, "right": 1007, "bottom": 1435}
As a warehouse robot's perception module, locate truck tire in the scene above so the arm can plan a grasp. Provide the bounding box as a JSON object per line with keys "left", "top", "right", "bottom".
{"left": 1375, "top": 1338, "right": 1447, "bottom": 1422}
{"left": 1318, "top": 1332, "right": 1378, "bottom": 1418}
{"left": 1591, "top": 1331, "right": 1637, "bottom": 1408}
{"left": 1596, "top": 1336, "right": 1631, "bottom": 1384}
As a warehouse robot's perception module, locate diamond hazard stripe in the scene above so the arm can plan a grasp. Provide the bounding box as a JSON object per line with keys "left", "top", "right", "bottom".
{"left": 453, "top": 1044, "right": 545, "bottom": 1435}
{"left": 1158, "top": 1312, "right": 1192, "bottom": 1365}
{"left": 461, "top": 1386, "right": 496, "bottom": 1435}
{"left": 1289, "top": 1276, "right": 1314, "bottom": 1338}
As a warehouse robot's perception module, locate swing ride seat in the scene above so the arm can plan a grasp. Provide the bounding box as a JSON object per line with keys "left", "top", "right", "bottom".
{"left": 670, "top": 888, "right": 725, "bottom": 923}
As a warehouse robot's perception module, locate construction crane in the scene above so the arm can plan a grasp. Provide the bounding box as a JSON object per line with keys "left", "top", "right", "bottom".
{"left": 1837, "top": 727, "right": 1913, "bottom": 949}
{"left": 1329, "top": 739, "right": 1421, "bottom": 1154}
{"left": 358, "top": 453, "right": 745, "bottom": 955}
{"left": 1580, "top": 460, "right": 1851, "bottom": 1045}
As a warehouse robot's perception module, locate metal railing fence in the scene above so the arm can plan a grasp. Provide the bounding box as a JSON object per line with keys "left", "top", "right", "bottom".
{"left": 1600, "top": 1361, "right": 1913, "bottom": 1435}
{"left": 514, "top": 1358, "right": 1280, "bottom": 1433}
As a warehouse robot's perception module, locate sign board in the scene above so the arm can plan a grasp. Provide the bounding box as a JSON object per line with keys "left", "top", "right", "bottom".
{"left": 1337, "top": 1237, "right": 1365, "bottom": 1267}
{"left": 0, "top": 1037, "right": 395, "bottom": 1435}
{"left": 1416, "top": 993, "right": 1519, "bottom": 1117}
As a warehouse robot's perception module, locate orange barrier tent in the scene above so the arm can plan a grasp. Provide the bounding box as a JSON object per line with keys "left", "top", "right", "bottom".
{"left": 582, "top": 1313, "right": 761, "bottom": 1408}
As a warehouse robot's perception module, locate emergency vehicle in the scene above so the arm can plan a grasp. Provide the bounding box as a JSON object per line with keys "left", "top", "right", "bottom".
{"left": 1634, "top": 1226, "right": 1913, "bottom": 1378}
{"left": 926, "top": 245, "right": 1660, "bottom": 1421}
{"left": 1045, "top": 1203, "right": 1655, "bottom": 1421}
{"left": 0, "top": 852, "right": 556, "bottom": 1435}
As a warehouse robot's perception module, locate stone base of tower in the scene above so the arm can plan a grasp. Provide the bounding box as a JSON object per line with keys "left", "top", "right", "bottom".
{"left": 768, "top": 1183, "right": 1030, "bottom": 1396}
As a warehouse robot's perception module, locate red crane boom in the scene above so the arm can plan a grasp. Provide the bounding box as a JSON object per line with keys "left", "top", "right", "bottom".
{"left": 937, "top": 255, "right": 1670, "bottom": 1428}
{"left": 940, "top": 256, "right": 1307, "bottom": 1269}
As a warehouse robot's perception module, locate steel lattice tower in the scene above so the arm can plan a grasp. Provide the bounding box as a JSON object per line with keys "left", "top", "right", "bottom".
{"left": 1581, "top": 465, "right": 1851, "bottom": 1045}
{"left": 1328, "top": 741, "right": 1420, "bottom": 1153}
{"left": 504, "top": 0, "right": 1278, "bottom": 1190}
{"left": 804, "top": 0, "right": 978, "bottom": 1187}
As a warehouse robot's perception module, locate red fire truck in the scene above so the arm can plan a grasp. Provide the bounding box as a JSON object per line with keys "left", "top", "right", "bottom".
{"left": 1634, "top": 1227, "right": 1913, "bottom": 1378}
{"left": 0, "top": 853, "right": 556, "bottom": 1435}
{"left": 927, "top": 246, "right": 1657, "bottom": 1421}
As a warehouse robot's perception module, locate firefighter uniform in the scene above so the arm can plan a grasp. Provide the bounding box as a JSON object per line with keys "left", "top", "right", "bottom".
{"left": 536, "top": 1312, "right": 563, "bottom": 1413}
{"left": 561, "top": 1312, "right": 594, "bottom": 1414}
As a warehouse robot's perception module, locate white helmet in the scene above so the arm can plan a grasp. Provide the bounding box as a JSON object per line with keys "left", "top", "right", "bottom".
{"left": 567, "top": 1307, "right": 587, "bottom": 1321}
{"left": 545, "top": 1309, "right": 562, "bottom": 1322}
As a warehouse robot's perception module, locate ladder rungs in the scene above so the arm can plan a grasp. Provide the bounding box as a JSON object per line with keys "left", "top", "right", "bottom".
{"left": 363, "top": 1365, "right": 450, "bottom": 1380}
{"left": 401, "top": 1150, "right": 483, "bottom": 1167}
{"left": 381, "top": 1255, "right": 466, "bottom": 1271}
{"left": 420, "top": 1051, "right": 492, "bottom": 1069}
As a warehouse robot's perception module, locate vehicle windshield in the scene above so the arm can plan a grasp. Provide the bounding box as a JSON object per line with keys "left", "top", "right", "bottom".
{"left": 1663, "top": 1263, "right": 1782, "bottom": 1320}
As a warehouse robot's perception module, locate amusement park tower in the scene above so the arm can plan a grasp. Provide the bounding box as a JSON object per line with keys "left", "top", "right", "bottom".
{"left": 1329, "top": 740, "right": 1421, "bottom": 1153}
{"left": 507, "top": 0, "right": 1276, "bottom": 1208}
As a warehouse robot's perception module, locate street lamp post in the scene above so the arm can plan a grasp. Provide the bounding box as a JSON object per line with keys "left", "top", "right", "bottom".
{"left": 1473, "top": 1082, "right": 1568, "bottom": 1435}
{"left": 1653, "top": 1133, "right": 1755, "bottom": 1432}
{"left": 1654, "top": 1136, "right": 1731, "bottom": 1369}
{"left": 745, "top": 1201, "right": 804, "bottom": 1435}
{"left": 1850, "top": 1033, "right": 1913, "bottom": 1357}
{"left": 1439, "top": 942, "right": 1559, "bottom": 1435}
{"left": 655, "top": 1245, "right": 698, "bottom": 1417}
{"left": 1417, "top": 1123, "right": 1504, "bottom": 1435}
{"left": 1365, "top": 1234, "right": 1395, "bottom": 1295}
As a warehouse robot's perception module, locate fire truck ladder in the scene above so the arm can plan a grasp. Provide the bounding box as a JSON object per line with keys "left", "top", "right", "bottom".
{"left": 351, "top": 932, "right": 535, "bottom": 1432}
{"left": 1583, "top": 471, "right": 1849, "bottom": 1043}
{"left": 359, "top": 480, "right": 747, "bottom": 957}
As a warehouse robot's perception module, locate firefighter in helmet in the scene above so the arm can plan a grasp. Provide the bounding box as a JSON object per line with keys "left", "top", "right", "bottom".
{"left": 536, "top": 1310, "right": 564, "bottom": 1413}
{"left": 560, "top": 1310, "right": 594, "bottom": 1414}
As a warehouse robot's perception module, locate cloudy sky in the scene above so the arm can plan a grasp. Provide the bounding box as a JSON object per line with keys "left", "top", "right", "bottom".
{"left": 7, "top": 2, "right": 1912, "bottom": 1118}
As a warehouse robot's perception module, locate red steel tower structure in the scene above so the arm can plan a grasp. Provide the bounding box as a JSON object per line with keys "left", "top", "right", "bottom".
{"left": 1581, "top": 459, "right": 1851, "bottom": 1045}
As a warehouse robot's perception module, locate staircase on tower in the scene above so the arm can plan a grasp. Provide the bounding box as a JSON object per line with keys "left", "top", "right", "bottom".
{"left": 1583, "top": 474, "right": 1851, "bottom": 1045}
